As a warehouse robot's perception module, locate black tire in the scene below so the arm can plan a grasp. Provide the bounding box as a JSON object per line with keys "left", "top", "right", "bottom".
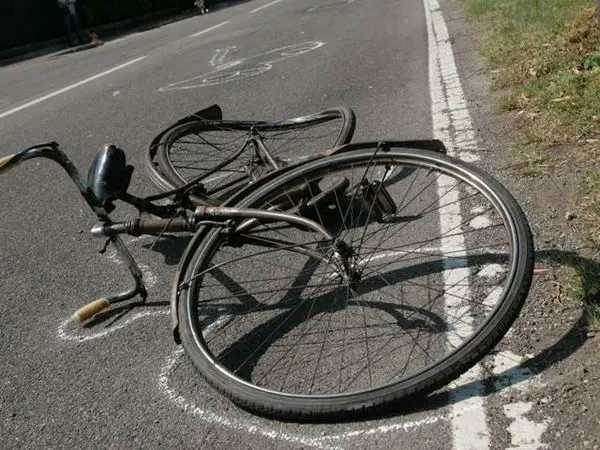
{"left": 152, "top": 107, "right": 355, "bottom": 205}
{"left": 177, "top": 144, "right": 534, "bottom": 420}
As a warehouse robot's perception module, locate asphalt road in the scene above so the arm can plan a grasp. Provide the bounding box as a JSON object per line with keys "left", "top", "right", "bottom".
{"left": 0, "top": 0, "right": 544, "bottom": 449}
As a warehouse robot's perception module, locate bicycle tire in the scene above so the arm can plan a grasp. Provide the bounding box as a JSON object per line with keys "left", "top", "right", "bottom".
{"left": 151, "top": 107, "right": 355, "bottom": 205}
{"left": 177, "top": 144, "right": 534, "bottom": 420}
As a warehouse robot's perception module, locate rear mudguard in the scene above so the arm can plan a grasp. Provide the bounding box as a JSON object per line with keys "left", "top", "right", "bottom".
{"left": 169, "top": 138, "right": 447, "bottom": 343}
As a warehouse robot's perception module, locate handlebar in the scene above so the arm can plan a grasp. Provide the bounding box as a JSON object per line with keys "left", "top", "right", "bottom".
{"left": 0, "top": 153, "right": 16, "bottom": 172}
{"left": 0, "top": 143, "right": 61, "bottom": 174}
{"left": 0, "top": 142, "right": 152, "bottom": 323}
{"left": 91, "top": 217, "right": 194, "bottom": 237}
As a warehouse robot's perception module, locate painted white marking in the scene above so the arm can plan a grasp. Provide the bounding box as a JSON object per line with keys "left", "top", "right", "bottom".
{"left": 491, "top": 351, "right": 548, "bottom": 449}
{"left": 112, "top": 91, "right": 120, "bottom": 97}
{"left": 0, "top": 57, "right": 147, "bottom": 119}
{"left": 491, "top": 351, "right": 541, "bottom": 393}
{"left": 482, "top": 286, "right": 503, "bottom": 309}
{"left": 219, "top": 48, "right": 233, "bottom": 65}
{"left": 307, "top": 6, "right": 317, "bottom": 12}
{"left": 477, "top": 264, "right": 505, "bottom": 278}
{"left": 106, "top": 33, "right": 140, "bottom": 45}
{"left": 160, "top": 41, "right": 325, "bottom": 90}
{"left": 504, "top": 403, "right": 548, "bottom": 450}
{"left": 459, "top": 152, "right": 480, "bottom": 163}
{"left": 57, "top": 310, "right": 168, "bottom": 342}
{"left": 437, "top": 173, "right": 489, "bottom": 449}
{"left": 424, "top": 0, "right": 489, "bottom": 446}
{"left": 210, "top": 46, "right": 237, "bottom": 67}
{"left": 424, "top": 0, "right": 545, "bottom": 441}
{"left": 189, "top": 21, "right": 229, "bottom": 38}
{"left": 250, "top": 0, "right": 283, "bottom": 13}
{"left": 469, "top": 215, "right": 492, "bottom": 229}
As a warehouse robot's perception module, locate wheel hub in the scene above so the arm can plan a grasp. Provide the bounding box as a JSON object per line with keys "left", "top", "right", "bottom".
{"left": 333, "top": 239, "right": 362, "bottom": 284}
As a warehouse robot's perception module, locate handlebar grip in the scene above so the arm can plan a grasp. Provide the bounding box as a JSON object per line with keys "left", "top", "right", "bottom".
{"left": 136, "top": 218, "right": 192, "bottom": 234}
{"left": 71, "top": 298, "right": 110, "bottom": 323}
{"left": 0, "top": 153, "right": 16, "bottom": 172}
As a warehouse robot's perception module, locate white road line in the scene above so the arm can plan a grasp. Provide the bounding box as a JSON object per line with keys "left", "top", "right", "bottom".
{"left": 105, "top": 33, "right": 140, "bottom": 45}
{"left": 0, "top": 56, "right": 147, "bottom": 120}
{"left": 424, "top": 0, "right": 489, "bottom": 448}
{"left": 250, "top": 0, "right": 283, "bottom": 14}
{"left": 189, "top": 21, "right": 230, "bottom": 38}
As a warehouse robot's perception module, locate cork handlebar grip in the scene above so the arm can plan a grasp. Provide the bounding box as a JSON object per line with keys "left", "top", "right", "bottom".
{"left": 0, "top": 154, "right": 16, "bottom": 172}
{"left": 71, "top": 298, "right": 110, "bottom": 323}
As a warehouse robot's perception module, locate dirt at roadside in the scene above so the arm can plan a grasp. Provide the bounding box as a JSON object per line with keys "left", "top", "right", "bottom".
{"left": 440, "top": 0, "right": 600, "bottom": 447}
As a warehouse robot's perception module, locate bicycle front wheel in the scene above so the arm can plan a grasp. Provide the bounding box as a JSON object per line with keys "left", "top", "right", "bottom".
{"left": 151, "top": 107, "right": 355, "bottom": 204}
{"left": 177, "top": 144, "right": 534, "bottom": 419}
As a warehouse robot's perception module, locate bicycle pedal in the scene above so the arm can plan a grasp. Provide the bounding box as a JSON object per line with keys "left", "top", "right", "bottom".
{"left": 358, "top": 179, "right": 397, "bottom": 222}
{"left": 300, "top": 175, "right": 349, "bottom": 215}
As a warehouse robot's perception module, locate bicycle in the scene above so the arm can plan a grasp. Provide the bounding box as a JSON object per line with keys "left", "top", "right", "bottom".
{"left": 0, "top": 105, "right": 534, "bottom": 421}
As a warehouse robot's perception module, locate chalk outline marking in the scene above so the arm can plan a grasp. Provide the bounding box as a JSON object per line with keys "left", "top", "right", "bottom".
{"left": 159, "top": 41, "right": 325, "bottom": 91}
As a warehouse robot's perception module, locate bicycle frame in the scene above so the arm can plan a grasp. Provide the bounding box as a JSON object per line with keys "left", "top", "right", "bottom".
{"left": 1, "top": 114, "right": 449, "bottom": 328}
{"left": 0, "top": 141, "right": 341, "bottom": 323}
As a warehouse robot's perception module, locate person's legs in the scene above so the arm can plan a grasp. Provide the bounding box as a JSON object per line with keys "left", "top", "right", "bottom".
{"left": 71, "top": 10, "right": 85, "bottom": 44}
{"left": 63, "top": 8, "right": 76, "bottom": 46}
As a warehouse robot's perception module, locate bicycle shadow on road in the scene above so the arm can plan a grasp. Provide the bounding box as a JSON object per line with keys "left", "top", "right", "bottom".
{"left": 76, "top": 242, "right": 600, "bottom": 424}
{"left": 374, "top": 248, "right": 599, "bottom": 421}
{"left": 137, "top": 240, "right": 599, "bottom": 422}
{"left": 141, "top": 234, "right": 193, "bottom": 266}
{"left": 204, "top": 246, "right": 596, "bottom": 423}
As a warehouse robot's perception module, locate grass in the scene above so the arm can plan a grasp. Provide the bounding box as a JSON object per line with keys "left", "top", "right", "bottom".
{"left": 566, "top": 256, "right": 600, "bottom": 330}
{"left": 464, "top": 0, "right": 600, "bottom": 146}
{"left": 459, "top": 0, "right": 600, "bottom": 327}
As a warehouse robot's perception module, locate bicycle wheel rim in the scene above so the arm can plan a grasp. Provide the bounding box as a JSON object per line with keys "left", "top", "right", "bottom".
{"left": 156, "top": 107, "right": 355, "bottom": 202}
{"left": 179, "top": 146, "right": 533, "bottom": 418}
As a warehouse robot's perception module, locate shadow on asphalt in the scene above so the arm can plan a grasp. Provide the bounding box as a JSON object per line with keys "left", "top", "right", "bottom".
{"left": 81, "top": 241, "right": 598, "bottom": 423}
{"left": 371, "top": 248, "right": 597, "bottom": 423}
{"left": 100, "top": 1, "right": 260, "bottom": 42}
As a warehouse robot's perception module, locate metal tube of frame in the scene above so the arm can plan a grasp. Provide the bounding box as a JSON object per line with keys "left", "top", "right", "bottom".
{"left": 194, "top": 206, "right": 335, "bottom": 241}
{"left": 0, "top": 142, "right": 108, "bottom": 219}
{"left": 253, "top": 134, "right": 281, "bottom": 170}
{"left": 108, "top": 235, "right": 147, "bottom": 303}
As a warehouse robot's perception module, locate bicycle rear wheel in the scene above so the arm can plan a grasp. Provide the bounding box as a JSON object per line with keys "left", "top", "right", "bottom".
{"left": 177, "top": 144, "right": 534, "bottom": 419}
{"left": 151, "top": 107, "right": 355, "bottom": 204}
